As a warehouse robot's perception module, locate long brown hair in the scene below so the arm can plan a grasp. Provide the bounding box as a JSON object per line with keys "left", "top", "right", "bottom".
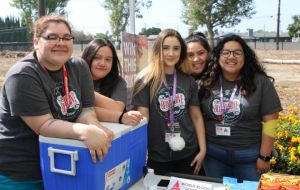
{"left": 81, "top": 38, "right": 121, "bottom": 97}
{"left": 134, "top": 28, "right": 187, "bottom": 102}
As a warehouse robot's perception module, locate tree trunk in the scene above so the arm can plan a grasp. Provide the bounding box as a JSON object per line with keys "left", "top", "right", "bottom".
{"left": 39, "top": 0, "right": 45, "bottom": 17}
{"left": 276, "top": 0, "right": 281, "bottom": 50}
{"left": 207, "top": 23, "right": 215, "bottom": 48}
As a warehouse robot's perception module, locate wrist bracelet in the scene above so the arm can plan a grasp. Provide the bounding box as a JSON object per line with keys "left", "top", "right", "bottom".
{"left": 258, "top": 154, "right": 272, "bottom": 162}
{"left": 118, "top": 111, "right": 125, "bottom": 124}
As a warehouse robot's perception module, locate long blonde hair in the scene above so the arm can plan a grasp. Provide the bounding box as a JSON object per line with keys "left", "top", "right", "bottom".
{"left": 133, "top": 29, "right": 187, "bottom": 102}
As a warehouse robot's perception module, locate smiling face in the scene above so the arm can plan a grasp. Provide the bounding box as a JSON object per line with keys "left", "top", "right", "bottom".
{"left": 90, "top": 46, "right": 113, "bottom": 80}
{"left": 187, "top": 42, "right": 209, "bottom": 75}
{"left": 219, "top": 41, "right": 244, "bottom": 81}
{"left": 162, "top": 36, "right": 181, "bottom": 74}
{"left": 33, "top": 22, "right": 73, "bottom": 71}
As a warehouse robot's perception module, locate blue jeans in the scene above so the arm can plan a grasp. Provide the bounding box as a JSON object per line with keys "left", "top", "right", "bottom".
{"left": 203, "top": 143, "right": 261, "bottom": 182}
{"left": 0, "top": 174, "right": 44, "bottom": 190}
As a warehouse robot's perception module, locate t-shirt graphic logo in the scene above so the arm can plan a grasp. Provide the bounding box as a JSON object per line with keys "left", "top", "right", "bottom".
{"left": 53, "top": 82, "right": 81, "bottom": 119}
{"left": 210, "top": 89, "right": 243, "bottom": 123}
{"left": 156, "top": 86, "right": 186, "bottom": 119}
{"left": 57, "top": 91, "right": 80, "bottom": 115}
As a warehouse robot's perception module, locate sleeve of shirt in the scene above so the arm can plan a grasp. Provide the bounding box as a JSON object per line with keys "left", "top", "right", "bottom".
{"left": 189, "top": 76, "right": 200, "bottom": 106}
{"left": 260, "top": 75, "right": 283, "bottom": 116}
{"left": 4, "top": 74, "right": 50, "bottom": 116}
{"left": 77, "top": 58, "right": 95, "bottom": 108}
{"left": 111, "top": 77, "right": 127, "bottom": 104}
{"left": 131, "top": 81, "right": 150, "bottom": 108}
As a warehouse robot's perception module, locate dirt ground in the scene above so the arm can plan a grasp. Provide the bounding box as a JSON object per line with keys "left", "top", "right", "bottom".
{"left": 1, "top": 50, "right": 300, "bottom": 110}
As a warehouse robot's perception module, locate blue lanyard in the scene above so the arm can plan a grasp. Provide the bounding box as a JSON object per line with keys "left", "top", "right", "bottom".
{"left": 219, "top": 75, "right": 237, "bottom": 121}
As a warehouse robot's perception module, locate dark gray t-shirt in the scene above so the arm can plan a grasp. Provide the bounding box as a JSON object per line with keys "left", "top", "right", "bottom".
{"left": 132, "top": 71, "right": 200, "bottom": 162}
{"left": 94, "top": 76, "right": 127, "bottom": 104}
{"left": 0, "top": 52, "right": 94, "bottom": 180}
{"left": 200, "top": 74, "right": 282, "bottom": 149}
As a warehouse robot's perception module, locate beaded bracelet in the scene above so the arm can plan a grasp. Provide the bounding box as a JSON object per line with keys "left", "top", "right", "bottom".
{"left": 118, "top": 111, "right": 125, "bottom": 124}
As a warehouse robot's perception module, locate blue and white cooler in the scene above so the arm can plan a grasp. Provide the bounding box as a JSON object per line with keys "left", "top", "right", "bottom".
{"left": 39, "top": 119, "right": 147, "bottom": 190}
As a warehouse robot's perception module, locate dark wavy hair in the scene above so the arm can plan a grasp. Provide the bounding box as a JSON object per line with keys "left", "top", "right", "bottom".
{"left": 81, "top": 38, "right": 121, "bottom": 97}
{"left": 185, "top": 31, "right": 211, "bottom": 79}
{"left": 200, "top": 33, "right": 274, "bottom": 98}
{"left": 185, "top": 31, "right": 210, "bottom": 53}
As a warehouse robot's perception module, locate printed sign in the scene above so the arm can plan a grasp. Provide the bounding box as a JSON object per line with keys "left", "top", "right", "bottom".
{"left": 167, "top": 177, "right": 213, "bottom": 190}
{"left": 104, "top": 159, "right": 130, "bottom": 190}
{"left": 121, "top": 32, "right": 148, "bottom": 110}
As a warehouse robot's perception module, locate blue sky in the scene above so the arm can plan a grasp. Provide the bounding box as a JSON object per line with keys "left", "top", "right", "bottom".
{"left": 1, "top": 0, "right": 299, "bottom": 37}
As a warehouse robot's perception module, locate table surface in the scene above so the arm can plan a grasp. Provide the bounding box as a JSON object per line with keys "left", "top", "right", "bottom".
{"left": 128, "top": 175, "right": 225, "bottom": 190}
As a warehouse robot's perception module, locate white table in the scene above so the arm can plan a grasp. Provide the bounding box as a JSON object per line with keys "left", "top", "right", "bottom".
{"left": 128, "top": 175, "right": 168, "bottom": 190}
{"left": 128, "top": 175, "right": 225, "bottom": 190}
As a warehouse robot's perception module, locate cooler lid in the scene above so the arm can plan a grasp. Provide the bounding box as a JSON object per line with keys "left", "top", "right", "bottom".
{"left": 100, "top": 117, "right": 147, "bottom": 139}
{"left": 39, "top": 117, "right": 147, "bottom": 147}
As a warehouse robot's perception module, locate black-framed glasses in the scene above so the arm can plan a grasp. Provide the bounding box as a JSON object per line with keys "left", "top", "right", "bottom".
{"left": 39, "top": 34, "right": 75, "bottom": 43}
{"left": 220, "top": 49, "right": 243, "bottom": 58}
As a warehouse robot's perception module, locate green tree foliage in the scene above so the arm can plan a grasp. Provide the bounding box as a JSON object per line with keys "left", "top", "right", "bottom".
{"left": 139, "top": 27, "right": 161, "bottom": 36}
{"left": 181, "top": 0, "right": 256, "bottom": 46}
{"left": 95, "top": 33, "right": 108, "bottom": 39}
{"left": 287, "top": 15, "right": 300, "bottom": 37}
{"left": 10, "top": 0, "right": 69, "bottom": 27}
{"left": 0, "top": 16, "right": 29, "bottom": 42}
{"left": 102, "top": 0, "right": 152, "bottom": 38}
{"left": 72, "top": 30, "right": 93, "bottom": 42}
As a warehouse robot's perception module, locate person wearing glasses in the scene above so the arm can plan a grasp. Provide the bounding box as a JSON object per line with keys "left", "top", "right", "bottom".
{"left": 198, "top": 34, "right": 282, "bottom": 182}
{"left": 81, "top": 38, "right": 143, "bottom": 126}
{"left": 0, "top": 14, "right": 113, "bottom": 190}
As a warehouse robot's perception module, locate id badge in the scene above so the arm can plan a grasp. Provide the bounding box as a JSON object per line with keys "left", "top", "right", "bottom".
{"left": 165, "top": 132, "right": 180, "bottom": 142}
{"left": 215, "top": 124, "right": 231, "bottom": 136}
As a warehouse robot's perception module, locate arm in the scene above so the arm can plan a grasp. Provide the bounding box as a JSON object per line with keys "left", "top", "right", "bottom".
{"left": 94, "top": 107, "right": 143, "bottom": 126}
{"left": 76, "top": 107, "right": 114, "bottom": 140}
{"left": 256, "top": 112, "right": 278, "bottom": 173}
{"left": 21, "top": 108, "right": 113, "bottom": 163}
{"left": 189, "top": 105, "right": 207, "bottom": 175}
{"left": 137, "top": 106, "right": 149, "bottom": 122}
{"left": 94, "top": 107, "right": 123, "bottom": 122}
{"left": 94, "top": 92, "right": 124, "bottom": 111}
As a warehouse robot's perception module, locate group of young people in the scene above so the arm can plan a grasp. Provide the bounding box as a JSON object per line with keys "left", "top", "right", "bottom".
{"left": 0, "top": 14, "right": 282, "bottom": 189}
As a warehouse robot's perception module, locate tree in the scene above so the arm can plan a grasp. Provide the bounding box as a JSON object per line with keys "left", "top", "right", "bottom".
{"left": 287, "top": 15, "right": 300, "bottom": 37}
{"left": 276, "top": 0, "right": 281, "bottom": 50}
{"left": 139, "top": 27, "right": 161, "bottom": 36}
{"left": 10, "top": 0, "right": 69, "bottom": 27}
{"left": 0, "top": 16, "right": 28, "bottom": 42}
{"left": 181, "top": 0, "right": 256, "bottom": 47}
{"left": 102, "top": 0, "right": 152, "bottom": 39}
{"left": 72, "top": 30, "right": 93, "bottom": 42}
{"left": 95, "top": 32, "right": 108, "bottom": 39}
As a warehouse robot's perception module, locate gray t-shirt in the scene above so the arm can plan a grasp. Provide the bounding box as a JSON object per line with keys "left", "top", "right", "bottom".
{"left": 94, "top": 76, "right": 127, "bottom": 104}
{"left": 200, "top": 74, "right": 282, "bottom": 149}
{"left": 0, "top": 52, "right": 94, "bottom": 180}
{"left": 132, "top": 71, "right": 200, "bottom": 162}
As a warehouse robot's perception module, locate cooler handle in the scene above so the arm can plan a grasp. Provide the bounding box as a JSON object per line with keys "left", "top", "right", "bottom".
{"left": 48, "top": 147, "right": 79, "bottom": 176}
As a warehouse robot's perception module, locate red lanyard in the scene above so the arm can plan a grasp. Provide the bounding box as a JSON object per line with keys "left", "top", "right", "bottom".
{"left": 62, "top": 65, "right": 70, "bottom": 110}
{"left": 39, "top": 62, "right": 70, "bottom": 111}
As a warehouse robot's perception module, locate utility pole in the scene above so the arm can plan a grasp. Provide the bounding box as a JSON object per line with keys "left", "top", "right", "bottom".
{"left": 129, "top": 0, "right": 135, "bottom": 34}
{"left": 276, "top": 0, "right": 281, "bottom": 50}
{"left": 39, "top": 0, "right": 45, "bottom": 17}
